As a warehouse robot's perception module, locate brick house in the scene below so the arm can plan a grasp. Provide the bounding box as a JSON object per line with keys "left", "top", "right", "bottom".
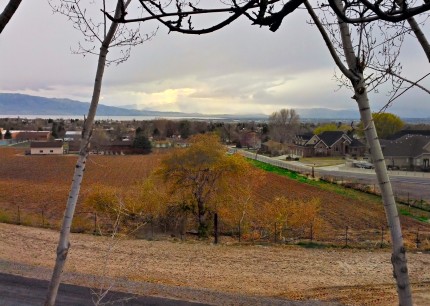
{"left": 380, "top": 134, "right": 430, "bottom": 171}
{"left": 292, "top": 131, "right": 366, "bottom": 157}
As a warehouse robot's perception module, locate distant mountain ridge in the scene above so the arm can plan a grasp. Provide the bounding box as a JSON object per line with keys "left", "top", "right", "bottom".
{"left": 0, "top": 93, "right": 363, "bottom": 120}
{"left": 0, "top": 93, "right": 185, "bottom": 117}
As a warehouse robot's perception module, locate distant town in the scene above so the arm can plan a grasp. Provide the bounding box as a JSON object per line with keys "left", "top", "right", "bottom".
{"left": 1, "top": 111, "right": 430, "bottom": 172}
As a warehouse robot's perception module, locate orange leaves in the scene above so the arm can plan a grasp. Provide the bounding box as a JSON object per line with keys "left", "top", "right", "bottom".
{"left": 257, "top": 197, "right": 321, "bottom": 240}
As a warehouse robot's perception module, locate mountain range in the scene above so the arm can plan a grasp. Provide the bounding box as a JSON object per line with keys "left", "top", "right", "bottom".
{"left": 0, "top": 93, "right": 362, "bottom": 120}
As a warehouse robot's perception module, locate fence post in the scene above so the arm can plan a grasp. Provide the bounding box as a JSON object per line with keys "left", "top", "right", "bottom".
{"left": 93, "top": 212, "right": 97, "bottom": 234}
{"left": 214, "top": 213, "right": 219, "bottom": 244}
{"left": 345, "top": 226, "right": 348, "bottom": 247}
{"left": 17, "top": 206, "right": 21, "bottom": 225}
{"left": 238, "top": 222, "right": 241, "bottom": 243}
{"left": 416, "top": 228, "right": 420, "bottom": 249}
{"left": 380, "top": 226, "right": 384, "bottom": 248}
{"left": 310, "top": 224, "right": 313, "bottom": 242}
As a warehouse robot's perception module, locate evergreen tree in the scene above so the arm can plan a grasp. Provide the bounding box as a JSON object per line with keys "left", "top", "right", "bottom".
{"left": 4, "top": 129, "right": 12, "bottom": 139}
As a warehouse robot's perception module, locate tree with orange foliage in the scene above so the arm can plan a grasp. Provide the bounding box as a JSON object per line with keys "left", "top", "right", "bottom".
{"left": 157, "top": 133, "right": 250, "bottom": 238}
{"left": 217, "top": 157, "right": 266, "bottom": 241}
{"left": 261, "top": 196, "right": 321, "bottom": 242}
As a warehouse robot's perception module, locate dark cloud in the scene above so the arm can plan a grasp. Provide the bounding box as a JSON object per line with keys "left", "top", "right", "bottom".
{"left": 1, "top": 1, "right": 430, "bottom": 117}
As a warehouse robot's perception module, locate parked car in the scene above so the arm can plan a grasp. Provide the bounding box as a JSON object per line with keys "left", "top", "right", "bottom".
{"left": 387, "top": 165, "right": 400, "bottom": 170}
{"left": 354, "top": 161, "right": 374, "bottom": 169}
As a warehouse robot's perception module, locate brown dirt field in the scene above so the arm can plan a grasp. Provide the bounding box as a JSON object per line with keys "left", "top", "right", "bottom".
{"left": 0, "top": 223, "right": 429, "bottom": 305}
{"left": 1, "top": 147, "right": 430, "bottom": 304}
{"left": 1, "top": 146, "right": 429, "bottom": 248}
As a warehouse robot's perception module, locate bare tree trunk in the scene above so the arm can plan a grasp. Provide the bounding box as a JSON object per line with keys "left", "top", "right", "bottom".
{"left": 44, "top": 2, "right": 123, "bottom": 305}
{"left": 334, "top": 2, "right": 413, "bottom": 304}
{"left": 354, "top": 81, "right": 412, "bottom": 305}
{"left": 197, "top": 202, "right": 208, "bottom": 238}
{"left": 305, "top": 1, "right": 413, "bottom": 304}
{"left": 0, "top": 0, "right": 22, "bottom": 34}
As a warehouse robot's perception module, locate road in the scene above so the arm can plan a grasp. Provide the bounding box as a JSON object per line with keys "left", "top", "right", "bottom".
{"left": 318, "top": 167, "right": 430, "bottom": 202}
{"left": 237, "top": 150, "right": 430, "bottom": 202}
{"left": 0, "top": 272, "right": 209, "bottom": 306}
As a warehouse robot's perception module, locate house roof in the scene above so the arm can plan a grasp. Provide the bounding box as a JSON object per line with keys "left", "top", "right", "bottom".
{"left": 388, "top": 129, "right": 430, "bottom": 140}
{"left": 350, "top": 138, "right": 365, "bottom": 147}
{"left": 295, "top": 133, "right": 313, "bottom": 140}
{"left": 12, "top": 131, "right": 50, "bottom": 139}
{"left": 317, "top": 131, "right": 351, "bottom": 147}
{"left": 380, "top": 135, "right": 430, "bottom": 157}
{"left": 30, "top": 141, "right": 63, "bottom": 148}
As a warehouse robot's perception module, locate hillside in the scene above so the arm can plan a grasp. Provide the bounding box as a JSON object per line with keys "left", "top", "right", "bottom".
{"left": 0, "top": 93, "right": 190, "bottom": 117}
{"left": 0, "top": 147, "right": 428, "bottom": 248}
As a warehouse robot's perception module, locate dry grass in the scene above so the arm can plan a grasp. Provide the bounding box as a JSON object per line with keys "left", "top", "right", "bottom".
{"left": 300, "top": 157, "right": 345, "bottom": 167}
{"left": 1, "top": 147, "right": 430, "bottom": 304}
{"left": 0, "top": 223, "right": 429, "bottom": 305}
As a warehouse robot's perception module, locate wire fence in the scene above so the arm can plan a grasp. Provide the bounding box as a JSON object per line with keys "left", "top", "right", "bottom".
{"left": 1, "top": 205, "right": 429, "bottom": 251}
{"left": 236, "top": 149, "right": 430, "bottom": 212}
{"left": 1, "top": 149, "right": 428, "bottom": 251}
{"left": 0, "top": 206, "right": 99, "bottom": 233}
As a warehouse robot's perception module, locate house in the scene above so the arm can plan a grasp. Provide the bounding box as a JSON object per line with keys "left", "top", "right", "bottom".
{"left": 30, "top": 141, "right": 64, "bottom": 155}
{"left": 240, "top": 131, "right": 262, "bottom": 149}
{"left": 14, "top": 131, "right": 51, "bottom": 141}
{"left": 89, "top": 140, "right": 134, "bottom": 155}
{"left": 64, "top": 131, "right": 82, "bottom": 142}
{"left": 292, "top": 131, "right": 366, "bottom": 157}
{"left": 387, "top": 129, "right": 430, "bottom": 140}
{"left": 380, "top": 134, "right": 430, "bottom": 171}
{"left": 0, "top": 130, "right": 50, "bottom": 141}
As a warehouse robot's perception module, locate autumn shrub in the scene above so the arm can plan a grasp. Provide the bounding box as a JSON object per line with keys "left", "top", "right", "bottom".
{"left": 0, "top": 210, "right": 11, "bottom": 223}
{"left": 259, "top": 196, "right": 322, "bottom": 241}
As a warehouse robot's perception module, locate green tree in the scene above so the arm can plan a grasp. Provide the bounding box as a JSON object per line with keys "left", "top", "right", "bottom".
{"left": 133, "top": 134, "right": 152, "bottom": 153}
{"left": 157, "top": 133, "right": 247, "bottom": 238}
{"left": 179, "top": 120, "right": 191, "bottom": 139}
{"left": 357, "top": 113, "right": 404, "bottom": 139}
{"left": 313, "top": 122, "right": 351, "bottom": 135}
{"left": 373, "top": 113, "right": 404, "bottom": 139}
{"left": 4, "top": 129, "right": 12, "bottom": 139}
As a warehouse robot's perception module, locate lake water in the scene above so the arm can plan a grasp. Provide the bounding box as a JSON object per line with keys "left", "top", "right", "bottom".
{"left": 0, "top": 115, "right": 229, "bottom": 121}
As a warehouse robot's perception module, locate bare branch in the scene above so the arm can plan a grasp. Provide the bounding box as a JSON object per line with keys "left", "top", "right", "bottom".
{"left": 0, "top": 0, "right": 22, "bottom": 34}
{"left": 304, "top": 1, "right": 358, "bottom": 82}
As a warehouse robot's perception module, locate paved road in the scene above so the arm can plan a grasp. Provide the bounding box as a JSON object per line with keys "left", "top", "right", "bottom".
{"left": 238, "top": 150, "right": 430, "bottom": 202}
{"left": 318, "top": 168, "right": 430, "bottom": 202}
{"left": 0, "top": 273, "right": 209, "bottom": 306}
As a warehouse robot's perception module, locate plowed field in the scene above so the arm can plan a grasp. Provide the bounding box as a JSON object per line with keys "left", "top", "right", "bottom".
{"left": 1, "top": 147, "right": 429, "bottom": 247}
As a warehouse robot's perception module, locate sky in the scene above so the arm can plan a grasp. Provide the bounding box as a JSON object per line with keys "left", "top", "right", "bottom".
{"left": 1, "top": 1, "right": 430, "bottom": 117}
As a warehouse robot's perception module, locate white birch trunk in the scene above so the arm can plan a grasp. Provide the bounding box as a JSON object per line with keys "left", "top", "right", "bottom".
{"left": 44, "top": 2, "right": 123, "bottom": 305}
{"left": 334, "top": 1, "right": 413, "bottom": 303}
{"left": 354, "top": 81, "right": 412, "bottom": 306}
{"left": 0, "top": 0, "right": 22, "bottom": 34}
